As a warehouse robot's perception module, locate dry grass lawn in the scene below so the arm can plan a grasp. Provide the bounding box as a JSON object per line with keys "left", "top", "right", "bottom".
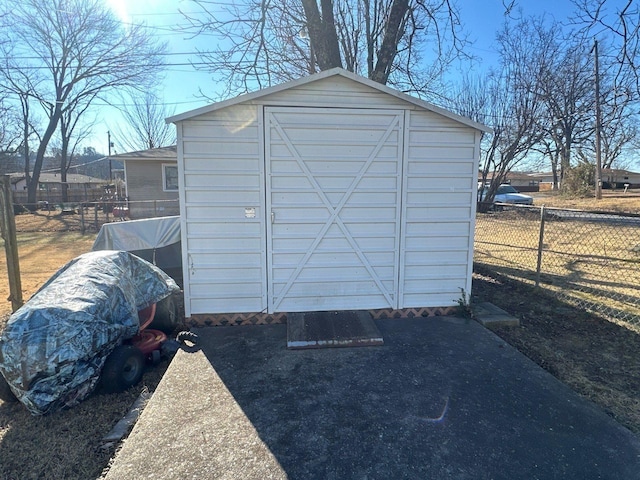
{"left": 530, "top": 188, "right": 640, "bottom": 213}
{"left": 0, "top": 231, "right": 96, "bottom": 318}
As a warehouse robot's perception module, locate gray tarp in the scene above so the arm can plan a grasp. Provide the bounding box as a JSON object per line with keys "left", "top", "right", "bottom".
{"left": 92, "top": 216, "right": 182, "bottom": 287}
{"left": 92, "top": 216, "right": 180, "bottom": 252}
{"left": 0, "top": 250, "right": 179, "bottom": 415}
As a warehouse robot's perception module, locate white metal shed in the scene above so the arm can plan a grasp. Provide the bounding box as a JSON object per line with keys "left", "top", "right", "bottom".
{"left": 167, "top": 68, "right": 490, "bottom": 323}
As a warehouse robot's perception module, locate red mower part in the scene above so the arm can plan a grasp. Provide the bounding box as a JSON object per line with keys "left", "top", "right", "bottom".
{"left": 131, "top": 328, "right": 167, "bottom": 356}
{"left": 137, "top": 303, "right": 157, "bottom": 331}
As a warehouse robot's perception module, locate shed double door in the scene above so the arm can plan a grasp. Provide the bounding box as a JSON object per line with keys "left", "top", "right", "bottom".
{"left": 265, "top": 107, "right": 405, "bottom": 313}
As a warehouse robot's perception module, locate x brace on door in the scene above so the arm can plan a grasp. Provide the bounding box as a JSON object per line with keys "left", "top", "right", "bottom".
{"left": 269, "top": 114, "right": 401, "bottom": 312}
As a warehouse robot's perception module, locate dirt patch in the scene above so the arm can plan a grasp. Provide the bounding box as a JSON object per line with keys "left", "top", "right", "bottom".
{"left": 0, "top": 352, "right": 169, "bottom": 480}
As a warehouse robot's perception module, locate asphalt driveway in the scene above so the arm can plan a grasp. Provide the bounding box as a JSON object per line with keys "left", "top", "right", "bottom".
{"left": 104, "top": 316, "right": 640, "bottom": 479}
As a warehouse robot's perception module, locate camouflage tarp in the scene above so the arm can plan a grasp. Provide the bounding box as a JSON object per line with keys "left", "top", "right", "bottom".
{"left": 0, "top": 250, "right": 179, "bottom": 415}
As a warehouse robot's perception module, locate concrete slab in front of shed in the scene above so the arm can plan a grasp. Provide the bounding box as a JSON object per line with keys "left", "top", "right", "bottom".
{"left": 287, "top": 310, "right": 384, "bottom": 349}
{"left": 474, "top": 302, "right": 520, "bottom": 327}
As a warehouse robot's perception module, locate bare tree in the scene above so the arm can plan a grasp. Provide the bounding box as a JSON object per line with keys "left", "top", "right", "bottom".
{"left": 572, "top": 0, "right": 640, "bottom": 94}
{"left": 450, "top": 18, "right": 548, "bottom": 209}
{"left": 522, "top": 21, "right": 594, "bottom": 189}
{"left": 58, "top": 96, "right": 96, "bottom": 202}
{"left": 111, "top": 91, "right": 176, "bottom": 153}
{"left": 598, "top": 89, "right": 638, "bottom": 170}
{"left": 562, "top": 2, "right": 640, "bottom": 179}
{"left": 180, "top": 0, "right": 468, "bottom": 98}
{"left": 0, "top": 49, "right": 44, "bottom": 184}
{"left": 0, "top": 93, "right": 21, "bottom": 173}
{"left": 451, "top": 66, "right": 544, "bottom": 210}
{"left": 0, "top": 0, "right": 166, "bottom": 208}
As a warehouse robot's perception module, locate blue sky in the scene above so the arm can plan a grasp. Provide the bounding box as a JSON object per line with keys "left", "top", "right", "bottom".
{"left": 96, "top": 0, "right": 591, "bottom": 153}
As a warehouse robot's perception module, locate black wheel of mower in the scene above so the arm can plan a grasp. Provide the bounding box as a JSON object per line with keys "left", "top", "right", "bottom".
{"left": 149, "top": 294, "right": 180, "bottom": 334}
{"left": 176, "top": 330, "right": 198, "bottom": 347}
{"left": 100, "top": 345, "right": 146, "bottom": 393}
{"left": 0, "top": 373, "right": 18, "bottom": 403}
{"left": 150, "top": 349, "right": 161, "bottom": 365}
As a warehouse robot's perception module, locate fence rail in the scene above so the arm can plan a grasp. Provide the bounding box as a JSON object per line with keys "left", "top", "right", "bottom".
{"left": 474, "top": 203, "right": 640, "bottom": 328}
{"left": 12, "top": 198, "right": 180, "bottom": 233}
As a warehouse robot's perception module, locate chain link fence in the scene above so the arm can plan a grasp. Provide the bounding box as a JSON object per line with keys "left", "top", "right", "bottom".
{"left": 474, "top": 203, "right": 640, "bottom": 327}
{"left": 12, "top": 199, "right": 180, "bottom": 233}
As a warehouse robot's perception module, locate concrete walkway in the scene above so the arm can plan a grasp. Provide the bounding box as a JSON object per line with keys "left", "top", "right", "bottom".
{"left": 104, "top": 315, "right": 640, "bottom": 479}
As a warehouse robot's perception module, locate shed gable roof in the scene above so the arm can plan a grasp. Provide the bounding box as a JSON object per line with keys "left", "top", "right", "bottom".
{"left": 166, "top": 68, "right": 491, "bottom": 133}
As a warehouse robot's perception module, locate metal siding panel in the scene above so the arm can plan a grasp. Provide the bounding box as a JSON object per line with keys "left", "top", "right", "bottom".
{"left": 404, "top": 278, "right": 469, "bottom": 294}
{"left": 399, "top": 110, "right": 476, "bottom": 308}
{"left": 266, "top": 107, "right": 403, "bottom": 312}
{"left": 465, "top": 131, "right": 483, "bottom": 302}
{"left": 404, "top": 264, "right": 468, "bottom": 279}
{"left": 176, "top": 122, "right": 191, "bottom": 317}
{"left": 402, "top": 292, "right": 464, "bottom": 308}
{"left": 259, "top": 76, "right": 413, "bottom": 110}
{"left": 190, "top": 280, "right": 263, "bottom": 297}
{"left": 404, "top": 236, "right": 470, "bottom": 251}
{"left": 408, "top": 128, "right": 477, "bottom": 145}
{"left": 405, "top": 191, "right": 474, "bottom": 206}
{"left": 182, "top": 106, "right": 267, "bottom": 315}
{"left": 409, "top": 161, "right": 476, "bottom": 175}
{"left": 183, "top": 139, "right": 259, "bottom": 156}
{"left": 184, "top": 188, "right": 262, "bottom": 204}
{"left": 275, "top": 295, "right": 391, "bottom": 312}
{"left": 191, "top": 297, "right": 265, "bottom": 313}
{"left": 408, "top": 110, "right": 467, "bottom": 129}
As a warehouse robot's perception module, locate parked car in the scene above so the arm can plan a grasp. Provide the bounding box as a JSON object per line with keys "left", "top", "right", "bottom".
{"left": 478, "top": 184, "right": 534, "bottom": 206}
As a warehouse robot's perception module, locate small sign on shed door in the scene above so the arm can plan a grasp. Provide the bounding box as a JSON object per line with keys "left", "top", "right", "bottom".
{"left": 245, "top": 207, "right": 256, "bottom": 219}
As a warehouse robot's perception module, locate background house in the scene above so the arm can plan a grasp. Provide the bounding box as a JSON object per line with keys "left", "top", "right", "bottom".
{"left": 601, "top": 168, "right": 640, "bottom": 188}
{"left": 168, "top": 68, "right": 489, "bottom": 324}
{"left": 535, "top": 168, "right": 640, "bottom": 190}
{"left": 479, "top": 171, "right": 542, "bottom": 192}
{"left": 109, "top": 146, "right": 179, "bottom": 219}
{"left": 9, "top": 172, "right": 107, "bottom": 206}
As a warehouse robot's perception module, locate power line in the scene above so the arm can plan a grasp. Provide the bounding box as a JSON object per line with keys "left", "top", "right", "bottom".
{"left": 94, "top": 99, "right": 207, "bottom": 107}
{"left": 6, "top": 51, "right": 221, "bottom": 60}
{"left": 0, "top": 61, "right": 221, "bottom": 70}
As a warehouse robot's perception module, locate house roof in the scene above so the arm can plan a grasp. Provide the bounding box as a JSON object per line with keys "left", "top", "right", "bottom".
{"left": 166, "top": 68, "right": 492, "bottom": 133}
{"left": 8, "top": 172, "right": 107, "bottom": 184}
{"left": 602, "top": 168, "right": 640, "bottom": 175}
{"left": 531, "top": 169, "right": 640, "bottom": 179}
{"left": 480, "top": 171, "right": 545, "bottom": 181}
{"left": 108, "top": 145, "right": 177, "bottom": 162}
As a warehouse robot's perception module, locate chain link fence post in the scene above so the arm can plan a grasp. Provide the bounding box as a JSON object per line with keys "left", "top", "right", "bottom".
{"left": 535, "top": 205, "right": 546, "bottom": 287}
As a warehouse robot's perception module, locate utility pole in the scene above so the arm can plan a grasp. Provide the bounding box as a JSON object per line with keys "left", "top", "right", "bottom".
{"left": 593, "top": 39, "right": 603, "bottom": 200}
{"left": 107, "top": 131, "right": 113, "bottom": 182}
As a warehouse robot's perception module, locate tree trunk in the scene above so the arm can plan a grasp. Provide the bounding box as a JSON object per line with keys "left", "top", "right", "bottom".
{"left": 27, "top": 106, "right": 61, "bottom": 209}
{"left": 22, "top": 115, "right": 30, "bottom": 192}
{"left": 301, "top": 0, "right": 342, "bottom": 70}
{"left": 370, "top": 0, "right": 409, "bottom": 84}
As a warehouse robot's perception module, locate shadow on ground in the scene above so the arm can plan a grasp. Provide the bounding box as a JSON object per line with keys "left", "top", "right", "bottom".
{"left": 105, "top": 317, "right": 640, "bottom": 480}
